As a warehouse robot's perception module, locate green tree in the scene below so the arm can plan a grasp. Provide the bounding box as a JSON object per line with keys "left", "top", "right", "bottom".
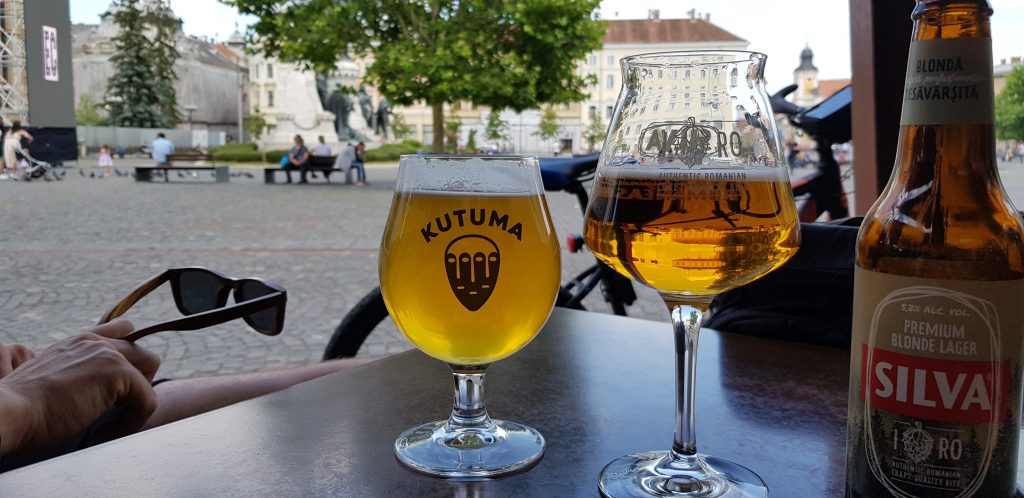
{"left": 465, "top": 129, "right": 478, "bottom": 153}
{"left": 390, "top": 113, "right": 412, "bottom": 140}
{"left": 996, "top": 66, "right": 1024, "bottom": 141}
{"left": 444, "top": 117, "right": 462, "bottom": 153}
{"left": 75, "top": 94, "right": 106, "bottom": 126}
{"left": 106, "top": 0, "right": 164, "bottom": 128}
{"left": 144, "top": 1, "right": 182, "bottom": 127}
{"left": 484, "top": 110, "right": 509, "bottom": 144}
{"left": 582, "top": 113, "right": 606, "bottom": 153}
{"left": 244, "top": 108, "right": 269, "bottom": 140}
{"left": 225, "top": 0, "right": 605, "bottom": 152}
{"left": 535, "top": 107, "right": 560, "bottom": 153}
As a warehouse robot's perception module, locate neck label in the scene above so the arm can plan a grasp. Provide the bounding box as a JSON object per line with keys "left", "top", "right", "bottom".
{"left": 900, "top": 38, "right": 994, "bottom": 126}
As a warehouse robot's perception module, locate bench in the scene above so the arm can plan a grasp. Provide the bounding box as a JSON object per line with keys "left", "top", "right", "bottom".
{"left": 264, "top": 155, "right": 348, "bottom": 184}
{"left": 135, "top": 152, "right": 229, "bottom": 183}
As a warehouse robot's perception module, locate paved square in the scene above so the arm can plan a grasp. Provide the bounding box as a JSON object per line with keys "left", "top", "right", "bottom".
{"left": 3, "top": 159, "right": 1024, "bottom": 379}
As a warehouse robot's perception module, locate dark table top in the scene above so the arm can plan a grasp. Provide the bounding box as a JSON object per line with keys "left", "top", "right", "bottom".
{"left": 0, "top": 308, "right": 853, "bottom": 497}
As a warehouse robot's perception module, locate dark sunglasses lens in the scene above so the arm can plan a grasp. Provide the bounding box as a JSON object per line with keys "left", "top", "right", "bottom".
{"left": 178, "top": 270, "right": 224, "bottom": 315}
{"left": 237, "top": 281, "right": 280, "bottom": 334}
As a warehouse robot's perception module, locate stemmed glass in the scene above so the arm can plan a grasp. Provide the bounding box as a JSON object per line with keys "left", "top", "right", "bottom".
{"left": 584, "top": 52, "right": 801, "bottom": 497}
{"left": 380, "top": 155, "right": 561, "bottom": 477}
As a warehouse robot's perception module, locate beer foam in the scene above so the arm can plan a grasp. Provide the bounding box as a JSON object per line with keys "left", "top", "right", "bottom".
{"left": 596, "top": 166, "right": 790, "bottom": 182}
{"left": 397, "top": 155, "right": 544, "bottom": 194}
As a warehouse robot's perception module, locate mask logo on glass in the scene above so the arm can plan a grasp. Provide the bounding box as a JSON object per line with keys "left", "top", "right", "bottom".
{"left": 638, "top": 117, "right": 743, "bottom": 166}
{"left": 444, "top": 235, "right": 500, "bottom": 311}
{"left": 421, "top": 208, "right": 524, "bottom": 311}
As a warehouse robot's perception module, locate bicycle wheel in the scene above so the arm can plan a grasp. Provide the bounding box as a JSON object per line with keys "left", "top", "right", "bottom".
{"left": 322, "top": 286, "right": 389, "bottom": 360}
{"left": 323, "top": 286, "right": 584, "bottom": 360}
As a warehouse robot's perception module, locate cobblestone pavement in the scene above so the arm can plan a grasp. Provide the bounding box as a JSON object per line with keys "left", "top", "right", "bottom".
{"left": 0, "top": 160, "right": 665, "bottom": 379}
{"left": 5, "top": 158, "right": 1024, "bottom": 379}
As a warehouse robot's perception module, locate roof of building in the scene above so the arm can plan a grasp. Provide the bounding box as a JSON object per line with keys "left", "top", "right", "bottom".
{"left": 796, "top": 45, "right": 817, "bottom": 72}
{"left": 213, "top": 43, "right": 241, "bottom": 63}
{"left": 604, "top": 17, "right": 746, "bottom": 44}
{"left": 818, "top": 79, "right": 850, "bottom": 99}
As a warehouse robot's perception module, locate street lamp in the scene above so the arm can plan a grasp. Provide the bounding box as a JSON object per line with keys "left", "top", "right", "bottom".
{"left": 183, "top": 104, "right": 198, "bottom": 133}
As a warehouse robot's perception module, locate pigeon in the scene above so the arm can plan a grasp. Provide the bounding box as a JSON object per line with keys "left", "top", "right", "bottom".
{"left": 89, "top": 171, "right": 95, "bottom": 178}
{"left": 192, "top": 171, "right": 199, "bottom": 178}
{"left": 242, "top": 171, "right": 254, "bottom": 179}
{"left": 177, "top": 171, "right": 186, "bottom": 178}
{"left": 79, "top": 169, "right": 85, "bottom": 177}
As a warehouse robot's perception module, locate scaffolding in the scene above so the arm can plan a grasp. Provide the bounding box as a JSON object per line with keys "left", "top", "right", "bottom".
{"left": 0, "top": 0, "right": 27, "bottom": 124}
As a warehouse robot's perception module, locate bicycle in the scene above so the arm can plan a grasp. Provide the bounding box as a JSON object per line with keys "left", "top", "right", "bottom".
{"left": 322, "top": 154, "right": 637, "bottom": 359}
{"left": 771, "top": 83, "right": 853, "bottom": 222}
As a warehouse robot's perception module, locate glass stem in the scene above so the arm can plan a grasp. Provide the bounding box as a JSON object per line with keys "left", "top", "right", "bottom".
{"left": 448, "top": 365, "right": 492, "bottom": 428}
{"left": 666, "top": 299, "right": 711, "bottom": 461}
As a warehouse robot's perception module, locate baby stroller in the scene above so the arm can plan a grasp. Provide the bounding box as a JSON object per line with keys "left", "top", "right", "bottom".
{"left": 16, "top": 149, "right": 63, "bottom": 182}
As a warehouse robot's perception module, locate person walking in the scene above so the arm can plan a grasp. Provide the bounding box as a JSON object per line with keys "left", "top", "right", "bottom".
{"left": 98, "top": 145, "right": 114, "bottom": 178}
{"left": 150, "top": 133, "right": 174, "bottom": 166}
{"left": 285, "top": 135, "right": 311, "bottom": 184}
{"left": 1017, "top": 141, "right": 1024, "bottom": 164}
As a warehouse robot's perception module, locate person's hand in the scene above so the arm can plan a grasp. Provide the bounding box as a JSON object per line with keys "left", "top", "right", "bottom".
{"left": 0, "top": 343, "right": 35, "bottom": 378}
{"left": 0, "top": 320, "right": 161, "bottom": 455}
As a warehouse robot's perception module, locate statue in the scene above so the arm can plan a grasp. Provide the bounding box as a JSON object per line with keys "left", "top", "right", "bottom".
{"left": 374, "top": 98, "right": 390, "bottom": 139}
{"left": 357, "top": 85, "right": 374, "bottom": 128}
{"left": 325, "top": 86, "right": 353, "bottom": 139}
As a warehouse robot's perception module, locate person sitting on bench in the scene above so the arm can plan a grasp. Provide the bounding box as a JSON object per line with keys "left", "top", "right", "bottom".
{"left": 150, "top": 133, "right": 174, "bottom": 167}
{"left": 285, "top": 135, "right": 311, "bottom": 184}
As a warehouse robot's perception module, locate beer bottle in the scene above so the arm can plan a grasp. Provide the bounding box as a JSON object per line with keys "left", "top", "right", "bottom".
{"left": 846, "top": 1, "right": 1024, "bottom": 497}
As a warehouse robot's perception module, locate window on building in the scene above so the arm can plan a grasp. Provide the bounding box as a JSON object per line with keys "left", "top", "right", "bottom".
{"left": 700, "top": 93, "right": 706, "bottom": 100}
{"left": 254, "top": 65, "right": 259, "bottom": 79}
{"left": 607, "top": 55, "right": 614, "bottom": 66}
{"left": 700, "top": 69, "right": 706, "bottom": 78}
{"left": 658, "top": 69, "right": 663, "bottom": 78}
{"left": 685, "top": 69, "right": 691, "bottom": 79}
{"left": 589, "top": 105, "right": 597, "bottom": 118}
{"left": 673, "top": 70, "right": 678, "bottom": 79}
{"left": 267, "top": 64, "right": 274, "bottom": 78}
{"left": 606, "top": 74, "right": 614, "bottom": 89}
{"left": 589, "top": 54, "right": 597, "bottom": 66}
{"left": 713, "top": 68, "right": 719, "bottom": 77}
{"left": 267, "top": 90, "right": 275, "bottom": 108}
{"left": 730, "top": 68, "right": 739, "bottom": 87}
{"left": 606, "top": 105, "right": 613, "bottom": 119}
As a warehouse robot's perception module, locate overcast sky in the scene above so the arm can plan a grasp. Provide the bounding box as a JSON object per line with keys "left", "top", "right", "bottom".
{"left": 71, "top": 0, "right": 1024, "bottom": 92}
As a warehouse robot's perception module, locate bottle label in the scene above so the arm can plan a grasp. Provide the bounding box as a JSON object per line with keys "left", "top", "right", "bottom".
{"left": 900, "top": 38, "right": 994, "bottom": 126}
{"left": 848, "top": 268, "right": 1023, "bottom": 497}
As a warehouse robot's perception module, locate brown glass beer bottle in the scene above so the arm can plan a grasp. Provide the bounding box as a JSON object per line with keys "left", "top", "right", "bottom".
{"left": 846, "top": 1, "right": 1024, "bottom": 497}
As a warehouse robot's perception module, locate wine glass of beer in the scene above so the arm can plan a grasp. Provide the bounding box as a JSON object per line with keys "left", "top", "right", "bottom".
{"left": 584, "top": 52, "right": 801, "bottom": 497}
{"left": 380, "top": 155, "right": 560, "bottom": 478}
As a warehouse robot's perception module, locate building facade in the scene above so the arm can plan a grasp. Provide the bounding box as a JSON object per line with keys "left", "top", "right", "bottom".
{"left": 395, "top": 10, "right": 749, "bottom": 155}
{"left": 71, "top": 1, "right": 245, "bottom": 136}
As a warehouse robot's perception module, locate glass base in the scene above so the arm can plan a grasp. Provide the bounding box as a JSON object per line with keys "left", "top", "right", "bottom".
{"left": 394, "top": 419, "right": 545, "bottom": 478}
{"left": 599, "top": 451, "right": 768, "bottom": 498}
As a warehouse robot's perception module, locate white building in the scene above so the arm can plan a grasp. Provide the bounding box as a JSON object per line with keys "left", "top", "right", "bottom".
{"left": 395, "top": 10, "right": 749, "bottom": 155}
{"left": 71, "top": 1, "right": 245, "bottom": 136}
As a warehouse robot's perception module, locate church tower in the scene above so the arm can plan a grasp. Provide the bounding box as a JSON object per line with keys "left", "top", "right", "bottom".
{"left": 793, "top": 45, "right": 820, "bottom": 108}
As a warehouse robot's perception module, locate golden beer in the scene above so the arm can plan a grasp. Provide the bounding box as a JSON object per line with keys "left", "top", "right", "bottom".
{"left": 584, "top": 169, "right": 800, "bottom": 296}
{"left": 380, "top": 191, "right": 560, "bottom": 366}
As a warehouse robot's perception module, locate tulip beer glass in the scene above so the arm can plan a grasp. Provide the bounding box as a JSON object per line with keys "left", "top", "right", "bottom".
{"left": 584, "top": 52, "right": 801, "bottom": 497}
{"left": 380, "top": 155, "right": 560, "bottom": 477}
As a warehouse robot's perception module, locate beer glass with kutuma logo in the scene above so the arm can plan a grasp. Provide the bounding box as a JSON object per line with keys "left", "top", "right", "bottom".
{"left": 380, "top": 154, "right": 560, "bottom": 478}
{"left": 584, "top": 52, "right": 801, "bottom": 497}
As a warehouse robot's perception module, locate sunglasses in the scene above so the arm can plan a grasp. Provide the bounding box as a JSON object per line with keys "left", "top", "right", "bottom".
{"left": 98, "top": 267, "right": 287, "bottom": 342}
